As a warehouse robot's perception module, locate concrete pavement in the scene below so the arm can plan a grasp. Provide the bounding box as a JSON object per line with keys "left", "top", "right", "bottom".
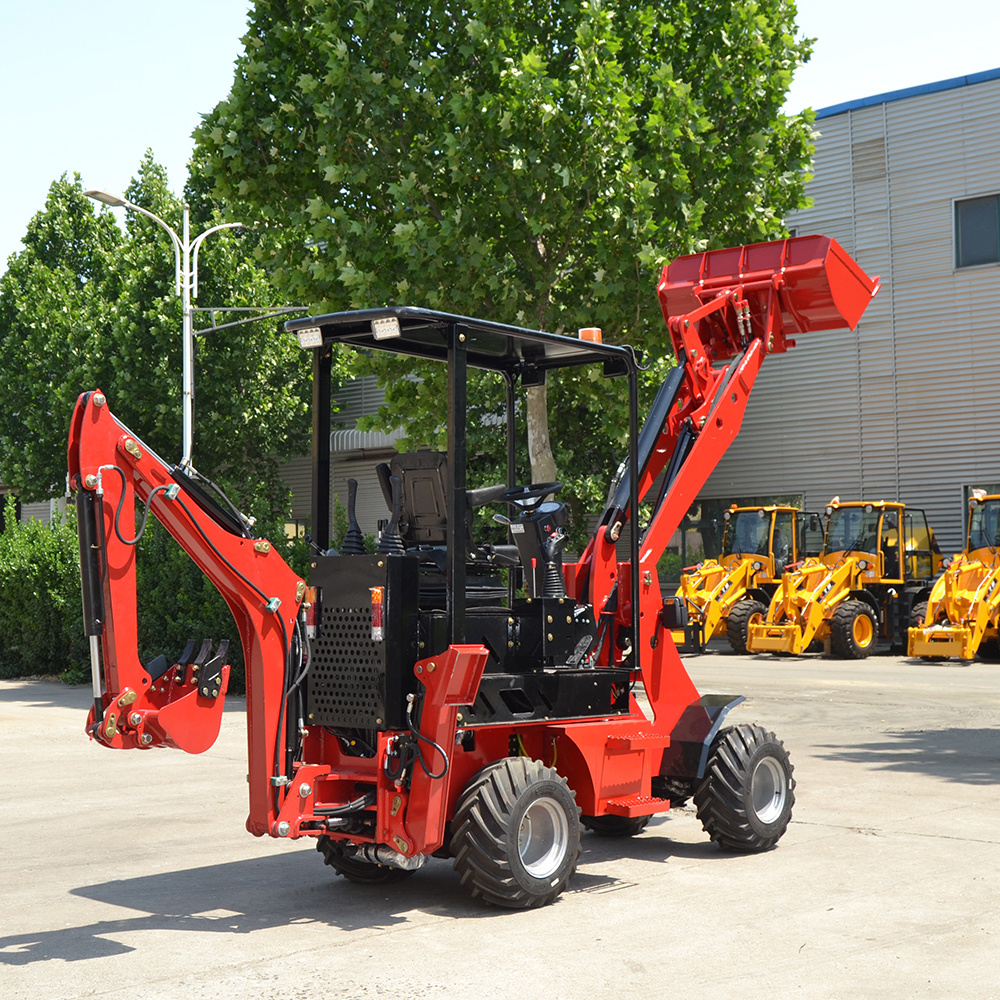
{"left": 2, "top": 649, "right": 999, "bottom": 999}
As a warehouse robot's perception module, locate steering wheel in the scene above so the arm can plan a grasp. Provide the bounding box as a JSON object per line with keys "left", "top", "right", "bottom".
{"left": 502, "top": 482, "right": 562, "bottom": 510}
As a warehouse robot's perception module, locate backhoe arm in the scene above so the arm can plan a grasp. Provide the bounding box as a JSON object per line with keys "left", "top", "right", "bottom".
{"left": 68, "top": 390, "right": 306, "bottom": 836}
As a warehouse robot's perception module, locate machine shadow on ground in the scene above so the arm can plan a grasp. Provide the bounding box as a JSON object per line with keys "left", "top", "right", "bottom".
{"left": 0, "top": 828, "right": 712, "bottom": 967}
{"left": 819, "top": 727, "right": 1000, "bottom": 784}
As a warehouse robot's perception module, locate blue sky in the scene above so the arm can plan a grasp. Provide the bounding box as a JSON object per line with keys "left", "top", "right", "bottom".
{"left": 2, "top": 0, "right": 999, "bottom": 272}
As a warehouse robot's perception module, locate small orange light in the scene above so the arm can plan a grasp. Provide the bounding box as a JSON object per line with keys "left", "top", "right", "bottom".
{"left": 370, "top": 586, "right": 385, "bottom": 641}
{"left": 304, "top": 586, "right": 319, "bottom": 637}
{"left": 578, "top": 327, "right": 602, "bottom": 343}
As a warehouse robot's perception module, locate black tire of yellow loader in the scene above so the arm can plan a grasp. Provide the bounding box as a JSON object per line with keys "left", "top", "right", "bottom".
{"left": 726, "top": 599, "right": 768, "bottom": 654}
{"left": 830, "top": 600, "right": 876, "bottom": 659}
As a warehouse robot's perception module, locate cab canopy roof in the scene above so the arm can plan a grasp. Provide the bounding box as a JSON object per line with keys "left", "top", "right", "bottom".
{"left": 286, "top": 306, "right": 639, "bottom": 380}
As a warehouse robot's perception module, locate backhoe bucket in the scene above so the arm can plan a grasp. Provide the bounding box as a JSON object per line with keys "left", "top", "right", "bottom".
{"left": 659, "top": 235, "right": 879, "bottom": 357}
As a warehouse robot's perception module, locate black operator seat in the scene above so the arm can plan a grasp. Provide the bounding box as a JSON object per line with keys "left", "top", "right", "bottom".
{"left": 375, "top": 452, "right": 519, "bottom": 567}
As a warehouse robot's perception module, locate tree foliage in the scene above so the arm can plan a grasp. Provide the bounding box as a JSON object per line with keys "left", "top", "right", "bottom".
{"left": 0, "top": 155, "right": 311, "bottom": 521}
{"left": 195, "top": 0, "right": 814, "bottom": 516}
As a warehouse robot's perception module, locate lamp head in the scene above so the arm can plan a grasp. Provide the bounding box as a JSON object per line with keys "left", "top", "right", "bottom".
{"left": 84, "top": 190, "right": 128, "bottom": 208}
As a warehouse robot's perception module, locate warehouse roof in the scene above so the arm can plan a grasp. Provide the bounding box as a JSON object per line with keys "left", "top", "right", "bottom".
{"left": 816, "top": 65, "right": 1000, "bottom": 119}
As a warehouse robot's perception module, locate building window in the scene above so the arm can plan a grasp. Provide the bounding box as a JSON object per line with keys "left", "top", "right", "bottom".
{"left": 955, "top": 195, "right": 1000, "bottom": 268}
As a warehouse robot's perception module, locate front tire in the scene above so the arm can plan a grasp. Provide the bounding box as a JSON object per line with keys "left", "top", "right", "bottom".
{"left": 726, "top": 599, "right": 768, "bottom": 653}
{"left": 830, "top": 600, "right": 877, "bottom": 658}
{"left": 979, "top": 637, "right": 1000, "bottom": 661}
{"left": 694, "top": 724, "right": 794, "bottom": 852}
{"left": 450, "top": 757, "right": 581, "bottom": 908}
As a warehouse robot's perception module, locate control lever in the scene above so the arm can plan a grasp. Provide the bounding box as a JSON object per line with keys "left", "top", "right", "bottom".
{"left": 376, "top": 475, "right": 406, "bottom": 555}
{"left": 342, "top": 478, "right": 367, "bottom": 555}
{"left": 543, "top": 529, "right": 567, "bottom": 598}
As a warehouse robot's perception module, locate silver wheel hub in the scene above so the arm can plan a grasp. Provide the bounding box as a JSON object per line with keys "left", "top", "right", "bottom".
{"left": 750, "top": 756, "right": 787, "bottom": 825}
{"left": 518, "top": 796, "right": 568, "bottom": 879}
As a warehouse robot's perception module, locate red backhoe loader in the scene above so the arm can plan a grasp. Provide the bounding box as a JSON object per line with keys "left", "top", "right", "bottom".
{"left": 68, "top": 235, "right": 878, "bottom": 907}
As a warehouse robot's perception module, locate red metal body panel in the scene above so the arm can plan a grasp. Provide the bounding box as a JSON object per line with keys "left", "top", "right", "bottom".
{"left": 395, "top": 645, "right": 489, "bottom": 855}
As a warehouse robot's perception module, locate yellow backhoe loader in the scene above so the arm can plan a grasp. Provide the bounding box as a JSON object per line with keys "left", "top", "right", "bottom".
{"left": 747, "top": 499, "right": 937, "bottom": 658}
{"left": 672, "top": 504, "right": 822, "bottom": 652}
{"left": 908, "top": 490, "right": 1000, "bottom": 660}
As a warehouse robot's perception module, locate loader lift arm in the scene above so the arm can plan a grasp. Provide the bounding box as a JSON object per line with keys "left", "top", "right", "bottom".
{"left": 576, "top": 236, "right": 880, "bottom": 710}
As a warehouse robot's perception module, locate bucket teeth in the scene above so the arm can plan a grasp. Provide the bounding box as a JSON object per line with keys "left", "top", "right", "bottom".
{"left": 192, "top": 640, "right": 229, "bottom": 699}
{"left": 192, "top": 638, "right": 214, "bottom": 666}
{"left": 175, "top": 639, "right": 196, "bottom": 667}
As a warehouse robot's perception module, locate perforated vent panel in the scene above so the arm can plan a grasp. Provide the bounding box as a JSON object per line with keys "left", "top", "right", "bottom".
{"left": 305, "top": 553, "right": 419, "bottom": 731}
{"left": 308, "top": 606, "right": 385, "bottom": 727}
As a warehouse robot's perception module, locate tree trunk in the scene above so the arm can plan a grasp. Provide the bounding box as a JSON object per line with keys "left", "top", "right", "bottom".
{"left": 526, "top": 382, "right": 558, "bottom": 484}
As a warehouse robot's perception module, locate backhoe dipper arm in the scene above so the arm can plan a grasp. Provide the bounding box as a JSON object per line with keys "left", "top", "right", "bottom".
{"left": 68, "top": 390, "right": 306, "bottom": 837}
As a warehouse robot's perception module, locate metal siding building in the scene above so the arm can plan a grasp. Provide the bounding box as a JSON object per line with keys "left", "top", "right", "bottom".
{"left": 701, "top": 69, "right": 1000, "bottom": 555}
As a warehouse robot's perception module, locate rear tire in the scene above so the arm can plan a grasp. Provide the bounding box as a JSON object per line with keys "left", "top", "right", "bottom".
{"left": 726, "top": 599, "right": 768, "bottom": 654}
{"left": 581, "top": 814, "right": 650, "bottom": 837}
{"left": 450, "top": 757, "right": 581, "bottom": 908}
{"left": 317, "top": 836, "right": 416, "bottom": 884}
{"left": 830, "top": 600, "right": 877, "bottom": 658}
{"left": 694, "top": 724, "right": 794, "bottom": 852}
{"left": 979, "top": 637, "right": 1000, "bottom": 661}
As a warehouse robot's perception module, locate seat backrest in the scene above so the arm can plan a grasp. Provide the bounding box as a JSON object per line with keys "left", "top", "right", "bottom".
{"left": 379, "top": 452, "right": 449, "bottom": 546}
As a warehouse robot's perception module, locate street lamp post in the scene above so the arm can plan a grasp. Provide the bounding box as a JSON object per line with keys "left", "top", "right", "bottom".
{"left": 84, "top": 190, "right": 243, "bottom": 470}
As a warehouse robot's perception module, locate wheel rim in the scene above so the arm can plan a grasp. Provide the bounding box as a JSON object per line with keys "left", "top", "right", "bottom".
{"left": 853, "top": 613, "right": 874, "bottom": 647}
{"left": 750, "top": 756, "right": 787, "bottom": 825}
{"left": 518, "top": 797, "right": 569, "bottom": 878}
{"left": 748, "top": 611, "right": 764, "bottom": 628}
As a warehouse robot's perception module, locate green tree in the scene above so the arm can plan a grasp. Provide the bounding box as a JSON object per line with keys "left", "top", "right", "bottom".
{"left": 0, "top": 156, "right": 319, "bottom": 687}
{"left": 195, "top": 0, "right": 814, "bottom": 512}
{"left": 0, "top": 155, "right": 311, "bottom": 521}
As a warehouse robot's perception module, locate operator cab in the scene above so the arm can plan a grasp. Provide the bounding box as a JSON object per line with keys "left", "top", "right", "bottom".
{"left": 821, "top": 500, "right": 935, "bottom": 583}
{"left": 287, "top": 307, "right": 642, "bottom": 735}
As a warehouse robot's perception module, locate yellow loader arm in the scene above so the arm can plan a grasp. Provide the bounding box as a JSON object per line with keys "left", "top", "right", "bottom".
{"left": 748, "top": 555, "right": 868, "bottom": 655}
{"left": 672, "top": 557, "right": 759, "bottom": 646}
{"left": 908, "top": 552, "right": 1000, "bottom": 659}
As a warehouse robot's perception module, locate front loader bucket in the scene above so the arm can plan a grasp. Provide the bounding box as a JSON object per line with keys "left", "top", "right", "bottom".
{"left": 658, "top": 235, "right": 880, "bottom": 359}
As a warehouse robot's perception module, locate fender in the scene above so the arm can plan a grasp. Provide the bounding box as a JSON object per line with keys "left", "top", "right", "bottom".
{"left": 848, "top": 588, "right": 882, "bottom": 623}
{"left": 657, "top": 694, "right": 747, "bottom": 781}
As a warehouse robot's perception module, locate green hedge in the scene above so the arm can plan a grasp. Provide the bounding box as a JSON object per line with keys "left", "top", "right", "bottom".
{"left": 0, "top": 497, "right": 89, "bottom": 679}
{"left": 0, "top": 496, "right": 309, "bottom": 692}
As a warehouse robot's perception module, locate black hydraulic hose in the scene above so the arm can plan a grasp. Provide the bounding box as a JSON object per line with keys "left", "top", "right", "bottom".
{"left": 314, "top": 791, "right": 376, "bottom": 817}
{"left": 103, "top": 465, "right": 173, "bottom": 546}
{"left": 406, "top": 694, "right": 449, "bottom": 780}
{"left": 174, "top": 465, "right": 255, "bottom": 540}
